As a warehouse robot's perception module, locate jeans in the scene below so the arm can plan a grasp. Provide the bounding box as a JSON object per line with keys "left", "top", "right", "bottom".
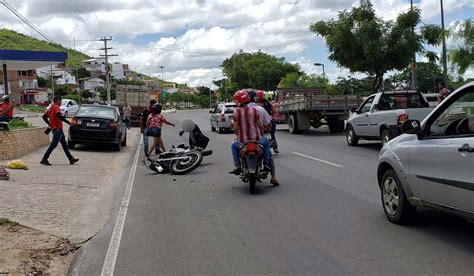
{"left": 42, "top": 128, "right": 73, "bottom": 160}
{"left": 270, "top": 119, "right": 278, "bottom": 147}
{"left": 231, "top": 137, "right": 271, "bottom": 167}
{"left": 0, "top": 116, "right": 10, "bottom": 123}
{"left": 124, "top": 117, "right": 131, "bottom": 129}
{"left": 143, "top": 128, "right": 161, "bottom": 154}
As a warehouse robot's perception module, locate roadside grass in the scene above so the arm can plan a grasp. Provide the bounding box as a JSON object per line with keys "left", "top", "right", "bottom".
{"left": 8, "top": 118, "right": 32, "bottom": 130}
{"left": 0, "top": 217, "right": 18, "bottom": 226}
{"left": 18, "top": 105, "right": 46, "bottom": 113}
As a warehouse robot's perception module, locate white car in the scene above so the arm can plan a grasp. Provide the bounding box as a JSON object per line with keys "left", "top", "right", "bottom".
{"left": 377, "top": 81, "right": 474, "bottom": 224}
{"left": 46, "top": 99, "right": 79, "bottom": 117}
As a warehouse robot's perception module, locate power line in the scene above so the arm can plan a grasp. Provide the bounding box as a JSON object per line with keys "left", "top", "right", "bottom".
{"left": 0, "top": 0, "right": 54, "bottom": 43}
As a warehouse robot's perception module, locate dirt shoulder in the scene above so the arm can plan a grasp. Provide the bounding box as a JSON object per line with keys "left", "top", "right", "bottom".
{"left": 0, "top": 219, "right": 75, "bottom": 275}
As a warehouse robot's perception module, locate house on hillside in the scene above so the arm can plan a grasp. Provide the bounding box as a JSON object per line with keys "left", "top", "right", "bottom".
{"left": 83, "top": 58, "right": 107, "bottom": 77}
{"left": 79, "top": 77, "right": 105, "bottom": 92}
{"left": 111, "top": 62, "right": 130, "bottom": 80}
{"left": 36, "top": 64, "right": 77, "bottom": 86}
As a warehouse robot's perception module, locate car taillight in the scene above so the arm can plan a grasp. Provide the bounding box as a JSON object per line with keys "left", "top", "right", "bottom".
{"left": 109, "top": 122, "right": 117, "bottom": 129}
{"left": 398, "top": 114, "right": 408, "bottom": 125}
{"left": 220, "top": 114, "right": 225, "bottom": 122}
{"left": 70, "top": 117, "right": 78, "bottom": 126}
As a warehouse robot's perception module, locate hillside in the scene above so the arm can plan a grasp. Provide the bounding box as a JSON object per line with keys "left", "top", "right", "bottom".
{"left": 0, "top": 28, "right": 91, "bottom": 68}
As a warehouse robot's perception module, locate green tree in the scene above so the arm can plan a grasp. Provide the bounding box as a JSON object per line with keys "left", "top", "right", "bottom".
{"left": 37, "top": 76, "right": 49, "bottom": 88}
{"left": 279, "top": 72, "right": 328, "bottom": 88}
{"left": 98, "top": 87, "right": 116, "bottom": 102}
{"left": 221, "top": 50, "right": 301, "bottom": 91}
{"left": 389, "top": 62, "right": 443, "bottom": 93}
{"left": 449, "top": 19, "right": 474, "bottom": 75}
{"left": 76, "top": 68, "right": 90, "bottom": 79}
{"left": 332, "top": 77, "right": 373, "bottom": 96}
{"left": 310, "top": 1, "right": 441, "bottom": 93}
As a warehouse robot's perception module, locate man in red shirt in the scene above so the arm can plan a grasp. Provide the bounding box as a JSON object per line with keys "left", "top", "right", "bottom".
{"left": 0, "top": 95, "right": 14, "bottom": 122}
{"left": 230, "top": 90, "right": 271, "bottom": 175}
{"left": 40, "top": 96, "right": 79, "bottom": 166}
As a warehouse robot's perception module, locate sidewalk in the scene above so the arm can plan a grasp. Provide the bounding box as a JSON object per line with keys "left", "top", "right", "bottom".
{"left": 0, "top": 114, "right": 141, "bottom": 243}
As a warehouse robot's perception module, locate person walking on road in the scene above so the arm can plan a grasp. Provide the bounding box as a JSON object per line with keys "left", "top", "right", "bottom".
{"left": 146, "top": 103, "right": 175, "bottom": 157}
{"left": 0, "top": 95, "right": 14, "bottom": 123}
{"left": 139, "top": 100, "right": 158, "bottom": 155}
{"left": 123, "top": 102, "right": 132, "bottom": 129}
{"left": 437, "top": 81, "right": 451, "bottom": 103}
{"left": 40, "top": 96, "right": 79, "bottom": 166}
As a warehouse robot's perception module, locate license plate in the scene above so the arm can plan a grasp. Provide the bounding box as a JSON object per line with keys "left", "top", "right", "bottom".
{"left": 87, "top": 122, "right": 100, "bottom": 127}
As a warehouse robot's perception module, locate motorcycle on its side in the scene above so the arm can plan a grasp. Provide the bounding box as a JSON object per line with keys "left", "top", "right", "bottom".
{"left": 143, "top": 144, "right": 210, "bottom": 175}
{"left": 238, "top": 141, "right": 268, "bottom": 194}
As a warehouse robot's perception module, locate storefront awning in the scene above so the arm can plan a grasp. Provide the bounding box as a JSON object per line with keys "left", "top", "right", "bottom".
{"left": 0, "top": 49, "right": 68, "bottom": 70}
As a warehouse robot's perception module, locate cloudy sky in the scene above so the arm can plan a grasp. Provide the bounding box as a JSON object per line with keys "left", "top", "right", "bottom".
{"left": 1, "top": 0, "right": 473, "bottom": 87}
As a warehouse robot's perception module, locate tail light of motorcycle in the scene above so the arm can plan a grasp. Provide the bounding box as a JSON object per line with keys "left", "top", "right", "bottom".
{"left": 398, "top": 114, "right": 408, "bottom": 125}
{"left": 220, "top": 114, "right": 225, "bottom": 122}
{"left": 246, "top": 143, "right": 258, "bottom": 154}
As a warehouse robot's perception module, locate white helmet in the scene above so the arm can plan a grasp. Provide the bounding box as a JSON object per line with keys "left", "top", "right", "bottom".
{"left": 181, "top": 119, "right": 195, "bottom": 133}
{"left": 2, "top": 95, "right": 9, "bottom": 101}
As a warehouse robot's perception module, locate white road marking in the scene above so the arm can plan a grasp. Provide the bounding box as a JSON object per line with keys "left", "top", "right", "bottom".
{"left": 292, "top": 152, "right": 344, "bottom": 168}
{"left": 101, "top": 138, "right": 143, "bottom": 276}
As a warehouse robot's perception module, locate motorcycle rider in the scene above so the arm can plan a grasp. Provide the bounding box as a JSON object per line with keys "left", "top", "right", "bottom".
{"left": 256, "top": 90, "right": 278, "bottom": 153}
{"left": 247, "top": 89, "right": 280, "bottom": 186}
{"left": 179, "top": 119, "right": 210, "bottom": 149}
{"left": 230, "top": 90, "right": 279, "bottom": 185}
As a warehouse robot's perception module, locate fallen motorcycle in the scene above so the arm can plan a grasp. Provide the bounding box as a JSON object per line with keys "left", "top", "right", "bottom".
{"left": 143, "top": 144, "right": 210, "bottom": 175}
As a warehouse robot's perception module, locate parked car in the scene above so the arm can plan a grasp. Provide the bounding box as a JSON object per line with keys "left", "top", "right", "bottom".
{"left": 210, "top": 103, "right": 236, "bottom": 133}
{"left": 346, "top": 90, "right": 434, "bottom": 146}
{"left": 377, "top": 81, "right": 474, "bottom": 224}
{"left": 45, "top": 99, "right": 79, "bottom": 117}
{"left": 68, "top": 104, "right": 127, "bottom": 151}
{"left": 423, "top": 93, "right": 439, "bottom": 107}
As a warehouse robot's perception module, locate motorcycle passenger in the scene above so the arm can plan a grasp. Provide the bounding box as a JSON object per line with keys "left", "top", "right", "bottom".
{"left": 256, "top": 90, "right": 278, "bottom": 153}
{"left": 229, "top": 90, "right": 271, "bottom": 176}
{"left": 179, "top": 119, "right": 210, "bottom": 149}
{"left": 247, "top": 89, "right": 280, "bottom": 186}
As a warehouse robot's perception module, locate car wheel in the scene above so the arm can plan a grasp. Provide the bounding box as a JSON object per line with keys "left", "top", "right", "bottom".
{"left": 68, "top": 140, "right": 76, "bottom": 150}
{"left": 346, "top": 125, "right": 359, "bottom": 146}
{"left": 114, "top": 142, "right": 122, "bottom": 152}
{"left": 64, "top": 111, "right": 68, "bottom": 118}
{"left": 381, "top": 169, "right": 416, "bottom": 224}
{"left": 121, "top": 135, "right": 127, "bottom": 146}
{"left": 211, "top": 124, "right": 216, "bottom": 132}
{"left": 381, "top": 129, "right": 392, "bottom": 146}
{"left": 218, "top": 124, "right": 224, "bottom": 134}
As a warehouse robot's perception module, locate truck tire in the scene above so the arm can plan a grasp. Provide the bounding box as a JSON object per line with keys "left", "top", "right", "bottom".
{"left": 327, "top": 117, "right": 344, "bottom": 133}
{"left": 288, "top": 114, "right": 300, "bottom": 134}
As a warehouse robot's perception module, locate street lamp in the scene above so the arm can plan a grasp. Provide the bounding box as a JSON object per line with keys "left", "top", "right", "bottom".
{"left": 314, "top": 63, "right": 325, "bottom": 80}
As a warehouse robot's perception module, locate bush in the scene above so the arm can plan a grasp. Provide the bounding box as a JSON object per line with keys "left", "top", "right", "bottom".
{"left": 8, "top": 118, "right": 32, "bottom": 129}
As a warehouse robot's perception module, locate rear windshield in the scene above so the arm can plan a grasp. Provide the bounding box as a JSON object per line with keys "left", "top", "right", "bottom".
{"left": 378, "top": 93, "right": 428, "bottom": 110}
{"left": 76, "top": 106, "right": 116, "bottom": 119}
{"left": 224, "top": 106, "right": 235, "bottom": 114}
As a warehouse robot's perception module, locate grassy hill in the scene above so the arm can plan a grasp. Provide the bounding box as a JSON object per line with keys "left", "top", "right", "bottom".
{"left": 0, "top": 28, "right": 91, "bottom": 68}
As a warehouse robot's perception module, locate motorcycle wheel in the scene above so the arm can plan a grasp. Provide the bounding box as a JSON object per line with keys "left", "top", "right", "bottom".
{"left": 249, "top": 173, "right": 257, "bottom": 194}
{"left": 170, "top": 151, "right": 203, "bottom": 175}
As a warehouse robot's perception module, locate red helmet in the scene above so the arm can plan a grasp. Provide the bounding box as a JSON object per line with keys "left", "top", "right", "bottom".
{"left": 234, "top": 90, "right": 250, "bottom": 106}
{"left": 256, "top": 90, "right": 265, "bottom": 101}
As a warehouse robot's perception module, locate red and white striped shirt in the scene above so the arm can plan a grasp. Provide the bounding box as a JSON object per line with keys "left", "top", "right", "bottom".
{"left": 233, "top": 106, "right": 261, "bottom": 143}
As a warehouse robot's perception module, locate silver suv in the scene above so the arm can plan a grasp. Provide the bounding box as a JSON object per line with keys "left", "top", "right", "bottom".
{"left": 377, "top": 81, "right": 474, "bottom": 224}
{"left": 210, "top": 103, "right": 236, "bottom": 133}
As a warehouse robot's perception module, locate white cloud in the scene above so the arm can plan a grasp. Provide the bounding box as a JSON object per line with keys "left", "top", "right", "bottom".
{"left": 1, "top": 0, "right": 472, "bottom": 86}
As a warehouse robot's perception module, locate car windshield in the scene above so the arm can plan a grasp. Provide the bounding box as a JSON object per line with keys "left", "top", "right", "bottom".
{"left": 76, "top": 106, "right": 116, "bottom": 119}
{"left": 61, "top": 100, "right": 69, "bottom": 106}
{"left": 378, "top": 93, "right": 428, "bottom": 110}
{"left": 224, "top": 106, "right": 235, "bottom": 114}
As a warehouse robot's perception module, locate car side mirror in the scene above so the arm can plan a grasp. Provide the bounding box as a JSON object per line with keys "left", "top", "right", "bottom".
{"left": 351, "top": 107, "right": 358, "bottom": 113}
{"left": 402, "top": 120, "right": 422, "bottom": 136}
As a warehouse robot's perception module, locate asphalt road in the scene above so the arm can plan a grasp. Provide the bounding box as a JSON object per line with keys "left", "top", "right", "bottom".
{"left": 71, "top": 109, "right": 474, "bottom": 275}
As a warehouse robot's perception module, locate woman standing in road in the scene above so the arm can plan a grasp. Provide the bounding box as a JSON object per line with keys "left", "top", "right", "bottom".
{"left": 146, "top": 103, "right": 175, "bottom": 157}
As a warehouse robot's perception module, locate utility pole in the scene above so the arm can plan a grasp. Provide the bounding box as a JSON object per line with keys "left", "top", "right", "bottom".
{"left": 99, "top": 36, "right": 118, "bottom": 105}
{"left": 440, "top": 0, "right": 449, "bottom": 85}
{"left": 50, "top": 65, "right": 54, "bottom": 99}
{"left": 410, "top": 0, "right": 417, "bottom": 90}
{"left": 159, "top": 66, "right": 165, "bottom": 81}
{"left": 74, "top": 37, "right": 80, "bottom": 104}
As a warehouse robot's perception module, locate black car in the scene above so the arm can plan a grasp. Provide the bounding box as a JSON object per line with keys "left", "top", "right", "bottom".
{"left": 68, "top": 104, "right": 127, "bottom": 151}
